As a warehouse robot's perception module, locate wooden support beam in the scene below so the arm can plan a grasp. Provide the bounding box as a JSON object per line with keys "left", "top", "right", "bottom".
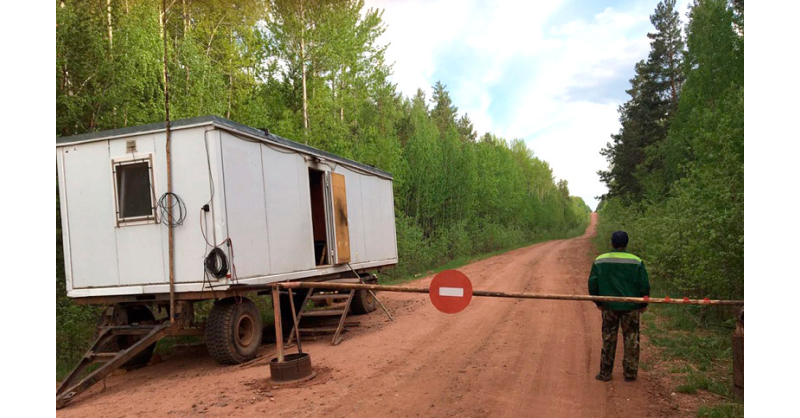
{"left": 271, "top": 286, "right": 284, "bottom": 363}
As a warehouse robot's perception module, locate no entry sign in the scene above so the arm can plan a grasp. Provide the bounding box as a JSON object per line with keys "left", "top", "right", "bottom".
{"left": 429, "top": 270, "right": 473, "bottom": 314}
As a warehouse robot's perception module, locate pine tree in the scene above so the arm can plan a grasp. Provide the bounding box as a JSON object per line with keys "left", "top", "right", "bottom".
{"left": 647, "top": 0, "right": 685, "bottom": 110}
{"left": 598, "top": 0, "right": 685, "bottom": 202}
{"left": 431, "top": 81, "right": 458, "bottom": 137}
{"left": 599, "top": 59, "right": 665, "bottom": 202}
{"left": 456, "top": 114, "right": 477, "bottom": 143}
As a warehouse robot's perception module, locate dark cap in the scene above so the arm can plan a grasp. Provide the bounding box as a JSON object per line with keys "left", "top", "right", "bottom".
{"left": 611, "top": 231, "right": 629, "bottom": 248}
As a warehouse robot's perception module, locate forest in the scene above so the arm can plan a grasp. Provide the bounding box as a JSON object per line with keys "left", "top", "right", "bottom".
{"left": 56, "top": 0, "right": 591, "bottom": 373}
{"left": 596, "top": 0, "right": 744, "bottom": 301}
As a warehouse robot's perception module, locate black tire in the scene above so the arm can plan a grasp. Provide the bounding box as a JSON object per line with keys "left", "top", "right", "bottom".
{"left": 205, "top": 297, "right": 262, "bottom": 365}
{"left": 350, "top": 289, "right": 377, "bottom": 315}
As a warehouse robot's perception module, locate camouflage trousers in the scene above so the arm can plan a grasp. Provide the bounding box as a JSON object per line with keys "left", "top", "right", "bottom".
{"left": 598, "top": 309, "right": 640, "bottom": 379}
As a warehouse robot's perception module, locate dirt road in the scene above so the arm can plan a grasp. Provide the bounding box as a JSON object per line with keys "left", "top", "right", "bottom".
{"left": 58, "top": 214, "right": 674, "bottom": 417}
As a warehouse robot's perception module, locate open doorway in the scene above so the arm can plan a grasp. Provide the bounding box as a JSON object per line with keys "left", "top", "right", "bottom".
{"left": 309, "top": 168, "right": 330, "bottom": 266}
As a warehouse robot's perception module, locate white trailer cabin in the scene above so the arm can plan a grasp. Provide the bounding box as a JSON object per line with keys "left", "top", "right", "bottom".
{"left": 55, "top": 115, "right": 398, "bottom": 404}
{"left": 56, "top": 116, "right": 397, "bottom": 303}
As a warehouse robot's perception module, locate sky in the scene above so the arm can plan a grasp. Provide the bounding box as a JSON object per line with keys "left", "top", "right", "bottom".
{"left": 365, "top": 0, "right": 692, "bottom": 210}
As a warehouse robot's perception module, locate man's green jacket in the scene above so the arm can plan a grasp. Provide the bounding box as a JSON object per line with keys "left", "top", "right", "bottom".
{"left": 588, "top": 250, "right": 650, "bottom": 311}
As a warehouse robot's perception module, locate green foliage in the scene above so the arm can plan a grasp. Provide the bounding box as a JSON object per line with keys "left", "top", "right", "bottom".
{"left": 56, "top": 301, "right": 104, "bottom": 380}
{"left": 697, "top": 403, "right": 744, "bottom": 418}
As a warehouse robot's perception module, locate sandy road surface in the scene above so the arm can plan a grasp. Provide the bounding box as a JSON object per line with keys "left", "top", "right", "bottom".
{"left": 58, "top": 214, "right": 674, "bottom": 417}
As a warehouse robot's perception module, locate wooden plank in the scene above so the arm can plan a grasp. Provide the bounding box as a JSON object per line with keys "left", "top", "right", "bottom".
{"left": 302, "top": 309, "right": 346, "bottom": 317}
{"left": 332, "top": 290, "right": 355, "bottom": 345}
{"left": 309, "top": 294, "right": 350, "bottom": 300}
{"left": 271, "top": 287, "right": 284, "bottom": 363}
{"left": 732, "top": 333, "right": 743, "bottom": 400}
{"left": 286, "top": 288, "right": 313, "bottom": 347}
{"left": 299, "top": 327, "right": 345, "bottom": 333}
{"left": 330, "top": 172, "right": 350, "bottom": 264}
{"left": 287, "top": 288, "right": 303, "bottom": 354}
{"left": 732, "top": 310, "right": 744, "bottom": 400}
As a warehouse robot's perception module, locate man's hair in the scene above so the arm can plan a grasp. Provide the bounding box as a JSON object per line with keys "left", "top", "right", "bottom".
{"left": 611, "top": 230, "right": 629, "bottom": 249}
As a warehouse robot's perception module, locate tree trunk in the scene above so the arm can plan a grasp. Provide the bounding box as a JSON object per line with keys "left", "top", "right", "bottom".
{"left": 159, "top": 2, "right": 164, "bottom": 39}
{"left": 107, "top": 0, "right": 113, "bottom": 53}
{"left": 668, "top": 47, "right": 678, "bottom": 108}
{"left": 182, "top": 0, "right": 191, "bottom": 94}
{"left": 339, "top": 73, "right": 344, "bottom": 121}
{"left": 301, "top": 0, "right": 309, "bottom": 136}
{"left": 227, "top": 53, "right": 233, "bottom": 118}
{"left": 182, "top": 0, "right": 189, "bottom": 34}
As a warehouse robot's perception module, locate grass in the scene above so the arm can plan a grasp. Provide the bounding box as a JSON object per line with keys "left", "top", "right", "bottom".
{"left": 640, "top": 279, "right": 743, "bottom": 415}
{"left": 697, "top": 403, "right": 744, "bottom": 418}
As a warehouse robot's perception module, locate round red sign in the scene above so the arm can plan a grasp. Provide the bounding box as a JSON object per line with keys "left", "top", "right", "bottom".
{"left": 429, "top": 270, "right": 473, "bottom": 314}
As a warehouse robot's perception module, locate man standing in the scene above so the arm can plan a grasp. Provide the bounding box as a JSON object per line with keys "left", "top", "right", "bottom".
{"left": 588, "top": 230, "right": 650, "bottom": 382}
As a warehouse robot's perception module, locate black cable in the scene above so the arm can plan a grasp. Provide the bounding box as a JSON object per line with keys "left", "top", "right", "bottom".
{"left": 202, "top": 269, "right": 220, "bottom": 301}
{"left": 204, "top": 247, "right": 229, "bottom": 279}
{"left": 157, "top": 192, "right": 186, "bottom": 227}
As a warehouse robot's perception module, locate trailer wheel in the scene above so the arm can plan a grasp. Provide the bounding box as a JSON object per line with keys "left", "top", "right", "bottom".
{"left": 205, "top": 297, "right": 262, "bottom": 365}
{"left": 350, "top": 289, "right": 377, "bottom": 315}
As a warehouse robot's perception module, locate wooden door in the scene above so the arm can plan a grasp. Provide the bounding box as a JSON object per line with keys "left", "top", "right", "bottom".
{"left": 330, "top": 172, "right": 351, "bottom": 264}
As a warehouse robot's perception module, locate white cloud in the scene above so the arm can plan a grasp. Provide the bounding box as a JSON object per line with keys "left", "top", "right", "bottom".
{"left": 366, "top": 1, "right": 678, "bottom": 209}
{"left": 524, "top": 101, "right": 620, "bottom": 209}
{"left": 369, "top": 0, "right": 472, "bottom": 99}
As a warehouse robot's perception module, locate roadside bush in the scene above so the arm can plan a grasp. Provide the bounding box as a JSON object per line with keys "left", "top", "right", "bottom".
{"left": 56, "top": 300, "right": 103, "bottom": 380}
{"left": 445, "top": 220, "right": 473, "bottom": 259}
{"left": 392, "top": 213, "right": 432, "bottom": 278}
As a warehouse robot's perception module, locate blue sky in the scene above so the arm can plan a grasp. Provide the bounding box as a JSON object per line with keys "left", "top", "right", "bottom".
{"left": 366, "top": 0, "right": 692, "bottom": 210}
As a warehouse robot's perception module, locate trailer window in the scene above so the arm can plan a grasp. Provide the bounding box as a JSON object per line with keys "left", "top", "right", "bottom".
{"left": 114, "top": 161, "right": 155, "bottom": 221}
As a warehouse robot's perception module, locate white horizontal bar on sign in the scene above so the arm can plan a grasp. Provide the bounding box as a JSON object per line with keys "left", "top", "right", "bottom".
{"left": 439, "top": 287, "right": 464, "bottom": 298}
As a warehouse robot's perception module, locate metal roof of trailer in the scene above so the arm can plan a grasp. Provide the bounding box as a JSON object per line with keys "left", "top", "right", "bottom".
{"left": 56, "top": 115, "right": 393, "bottom": 179}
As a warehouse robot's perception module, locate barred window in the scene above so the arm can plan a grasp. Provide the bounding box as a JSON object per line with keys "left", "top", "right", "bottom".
{"left": 114, "top": 161, "right": 155, "bottom": 222}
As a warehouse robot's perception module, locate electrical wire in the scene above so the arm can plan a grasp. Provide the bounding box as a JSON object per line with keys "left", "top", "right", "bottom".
{"left": 204, "top": 247, "right": 228, "bottom": 279}
{"left": 203, "top": 129, "right": 216, "bottom": 209}
{"left": 200, "top": 207, "right": 239, "bottom": 284}
{"left": 202, "top": 269, "right": 220, "bottom": 300}
{"left": 157, "top": 192, "right": 186, "bottom": 227}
